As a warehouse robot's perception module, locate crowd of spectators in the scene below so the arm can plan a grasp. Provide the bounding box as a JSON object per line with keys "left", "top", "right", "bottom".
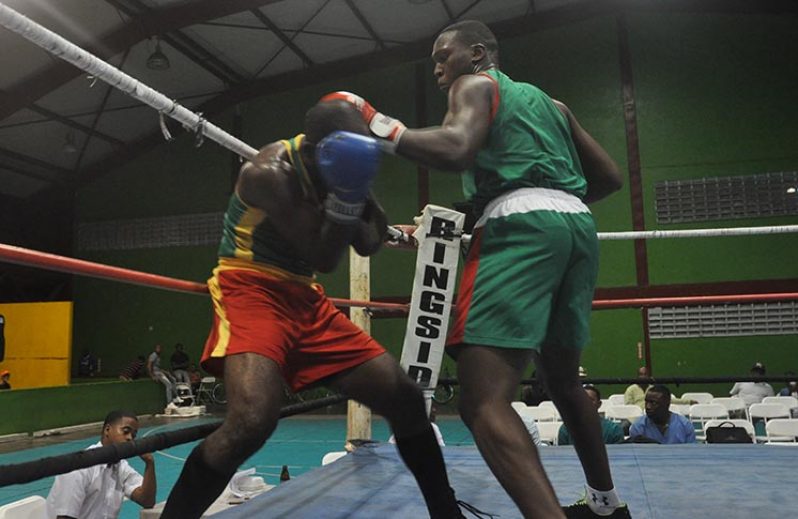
{"left": 517, "top": 359, "right": 795, "bottom": 446}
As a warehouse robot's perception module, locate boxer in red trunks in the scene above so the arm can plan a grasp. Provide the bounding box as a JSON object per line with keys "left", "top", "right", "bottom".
{"left": 161, "top": 100, "right": 465, "bottom": 518}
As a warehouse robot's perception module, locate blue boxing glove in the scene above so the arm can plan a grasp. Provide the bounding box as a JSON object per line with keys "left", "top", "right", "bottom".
{"left": 316, "top": 131, "right": 381, "bottom": 224}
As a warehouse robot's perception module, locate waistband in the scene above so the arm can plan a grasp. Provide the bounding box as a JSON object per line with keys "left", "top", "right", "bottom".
{"left": 215, "top": 257, "right": 316, "bottom": 286}
{"left": 475, "top": 187, "right": 590, "bottom": 229}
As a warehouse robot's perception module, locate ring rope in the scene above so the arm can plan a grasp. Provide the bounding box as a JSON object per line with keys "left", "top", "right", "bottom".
{"left": 0, "top": 242, "right": 409, "bottom": 311}
{"left": 438, "top": 376, "right": 798, "bottom": 386}
{"left": 0, "top": 394, "right": 347, "bottom": 487}
{"left": 597, "top": 224, "right": 798, "bottom": 241}
{"left": 1, "top": 242, "right": 796, "bottom": 311}
{"left": 384, "top": 224, "right": 798, "bottom": 248}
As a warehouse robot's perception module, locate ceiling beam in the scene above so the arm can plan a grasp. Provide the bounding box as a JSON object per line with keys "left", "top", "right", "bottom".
{"left": 0, "top": 161, "right": 59, "bottom": 187}
{"left": 439, "top": 0, "right": 455, "bottom": 21}
{"left": 104, "top": 0, "right": 246, "bottom": 85}
{"left": 28, "top": 104, "right": 125, "bottom": 148}
{"left": 343, "top": 0, "right": 386, "bottom": 51}
{"left": 76, "top": 0, "right": 798, "bottom": 186}
{"left": 5, "top": 0, "right": 795, "bottom": 124}
{"left": 0, "top": 146, "right": 71, "bottom": 186}
{"left": 452, "top": 0, "right": 485, "bottom": 21}
{"left": 249, "top": 8, "right": 314, "bottom": 68}
{"left": 161, "top": 32, "right": 247, "bottom": 84}
{"left": 0, "top": 0, "right": 288, "bottom": 121}
{"left": 75, "top": 49, "right": 131, "bottom": 171}
{"left": 0, "top": 146, "right": 73, "bottom": 176}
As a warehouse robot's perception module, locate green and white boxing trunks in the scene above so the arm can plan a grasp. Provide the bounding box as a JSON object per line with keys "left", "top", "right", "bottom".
{"left": 446, "top": 187, "right": 598, "bottom": 351}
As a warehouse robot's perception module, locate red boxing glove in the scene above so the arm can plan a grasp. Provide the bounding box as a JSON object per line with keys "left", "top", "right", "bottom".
{"left": 321, "top": 91, "right": 377, "bottom": 123}
{"left": 320, "top": 91, "right": 406, "bottom": 151}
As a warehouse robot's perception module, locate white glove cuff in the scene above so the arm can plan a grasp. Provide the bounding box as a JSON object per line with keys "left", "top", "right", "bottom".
{"left": 324, "top": 193, "right": 365, "bottom": 225}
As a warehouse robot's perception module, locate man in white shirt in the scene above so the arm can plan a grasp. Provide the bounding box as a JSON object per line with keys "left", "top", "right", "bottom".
{"left": 730, "top": 362, "right": 775, "bottom": 406}
{"left": 47, "top": 410, "right": 156, "bottom": 518}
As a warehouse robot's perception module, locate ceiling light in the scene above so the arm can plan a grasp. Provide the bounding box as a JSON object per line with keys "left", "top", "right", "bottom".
{"left": 62, "top": 133, "right": 78, "bottom": 154}
{"left": 147, "top": 38, "right": 170, "bottom": 71}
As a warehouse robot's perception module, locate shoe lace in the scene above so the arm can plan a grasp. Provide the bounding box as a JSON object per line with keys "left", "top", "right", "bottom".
{"left": 457, "top": 500, "right": 499, "bottom": 518}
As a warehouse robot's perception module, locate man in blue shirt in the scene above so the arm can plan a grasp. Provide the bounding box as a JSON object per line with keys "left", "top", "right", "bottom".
{"left": 629, "top": 384, "right": 696, "bottom": 444}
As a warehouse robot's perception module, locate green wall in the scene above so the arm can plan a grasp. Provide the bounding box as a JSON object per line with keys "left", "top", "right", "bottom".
{"left": 71, "top": 11, "right": 798, "bottom": 399}
{"left": 628, "top": 13, "right": 798, "bottom": 391}
{"left": 0, "top": 380, "right": 163, "bottom": 435}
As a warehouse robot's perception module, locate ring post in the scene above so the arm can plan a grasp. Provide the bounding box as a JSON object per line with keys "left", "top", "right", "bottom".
{"left": 346, "top": 249, "right": 372, "bottom": 447}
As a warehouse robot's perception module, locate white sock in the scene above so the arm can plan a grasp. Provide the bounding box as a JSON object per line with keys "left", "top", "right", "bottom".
{"left": 585, "top": 484, "right": 621, "bottom": 516}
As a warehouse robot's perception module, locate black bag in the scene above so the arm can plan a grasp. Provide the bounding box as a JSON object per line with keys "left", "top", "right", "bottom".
{"left": 705, "top": 421, "right": 752, "bottom": 443}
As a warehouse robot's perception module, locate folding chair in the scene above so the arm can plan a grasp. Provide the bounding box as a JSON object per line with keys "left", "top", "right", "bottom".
{"left": 196, "top": 376, "right": 217, "bottom": 405}
{"left": 762, "top": 396, "right": 798, "bottom": 417}
{"left": 517, "top": 406, "right": 559, "bottom": 422}
{"left": 703, "top": 419, "right": 755, "bottom": 443}
{"left": 711, "top": 397, "right": 749, "bottom": 420}
{"left": 511, "top": 401, "right": 528, "bottom": 413}
{"left": 688, "top": 404, "right": 729, "bottom": 441}
{"left": 536, "top": 421, "right": 564, "bottom": 446}
{"left": 681, "top": 392, "right": 714, "bottom": 404}
{"left": 748, "top": 403, "right": 791, "bottom": 442}
{"left": 538, "top": 401, "right": 561, "bottom": 420}
{"left": 689, "top": 404, "right": 729, "bottom": 424}
{"left": 604, "top": 405, "right": 643, "bottom": 423}
{"left": 764, "top": 418, "right": 798, "bottom": 444}
{"left": 669, "top": 403, "right": 691, "bottom": 416}
{"left": 607, "top": 394, "right": 626, "bottom": 406}
{"left": 0, "top": 496, "right": 48, "bottom": 519}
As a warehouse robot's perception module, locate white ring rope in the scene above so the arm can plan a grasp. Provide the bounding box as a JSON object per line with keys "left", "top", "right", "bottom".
{"left": 0, "top": 3, "right": 259, "bottom": 161}
{"left": 386, "top": 224, "right": 798, "bottom": 247}
{"left": 596, "top": 224, "right": 798, "bottom": 240}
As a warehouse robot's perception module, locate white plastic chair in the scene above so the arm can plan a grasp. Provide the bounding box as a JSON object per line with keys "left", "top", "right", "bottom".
{"left": 511, "top": 401, "right": 528, "bottom": 413}
{"left": 604, "top": 405, "right": 643, "bottom": 423}
{"left": 703, "top": 419, "right": 756, "bottom": 443}
{"left": 0, "top": 496, "right": 48, "bottom": 519}
{"left": 749, "top": 403, "right": 791, "bottom": 421}
{"left": 321, "top": 451, "right": 348, "bottom": 465}
{"left": 538, "top": 401, "right": 561, "bottom": 420}
{"left": 669, "top": 403, "right": 691, "bottom": 416}
{"left": 517, "top": 406, "right": 559, "bottom": 422}
{"left": 681, "top": 392, "right": 714, "bottom": 404}
{"left": 536, "top": 421, "right": 563, "bottom": 446}
{"left": 689, "top": 404, "right": 729, "bottom": 423}
{"left": 607, "top": 394, "right": 626, "bottom": 406}
{"left": 689, "top": 404, "right": 730, "bottom": 441}
{"left": 749, "top": 403, "right": 791, "bottom": 442}
{"left": 711, "top": 397, "right": 749, "bottom": 420}
{"left": 765, "top": 418, "right": 798, "bottom": 443}
{"left": 598, "top": 399, "right": 610, "bottom": 416}
{"left": 762, "top": 396, "right": 798, "bottom": 415}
